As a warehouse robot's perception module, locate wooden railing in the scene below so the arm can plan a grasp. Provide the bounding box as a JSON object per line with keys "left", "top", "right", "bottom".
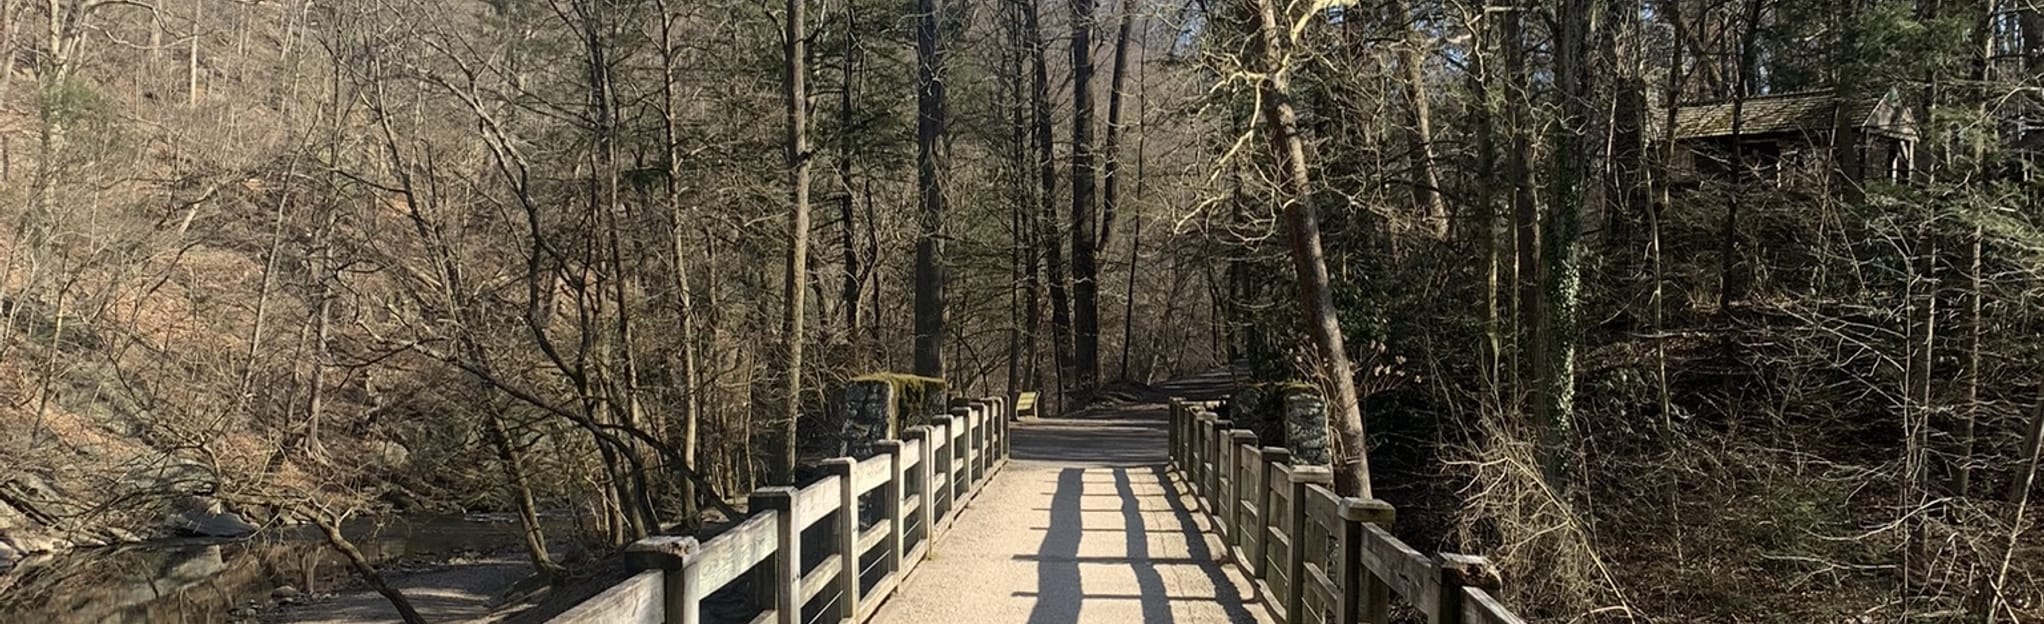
{"left": 549, "top": 395, "right": 1017, "bottom": 624}
{"left": 1168, "top": 399, "right": 1527, "bottom": 624}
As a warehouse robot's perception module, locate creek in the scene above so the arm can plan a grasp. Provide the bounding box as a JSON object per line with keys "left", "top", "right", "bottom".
{"left": 0, "top": 513, "right": 581, "bottom": 624}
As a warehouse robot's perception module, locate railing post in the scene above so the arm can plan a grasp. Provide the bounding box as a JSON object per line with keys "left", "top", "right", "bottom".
{"left": 1286, "top": 466, "right": 1333, "bottom": 623}
{"left": 1167, "top": 400, "right": 1183, "bottom": 469}
{"left": 930, "top": 415, "right": 955, "bottom": 518}
{"left": 1208, "top": 418, "right": 1234, "bottom": 524}
{"left": 1226, "top": 430, "right": 1257, "bottom": 554}
{"left": 949, "top": 407, "right": 974, "bottom": 492}
{"left": 1431, "top": 554, "right": 1503, "bottom": 624}
{"left": 905, "top": 426, "right": 935, "bottom": 549}
{"left": 1251, "top": 447, "right": 1290, "bottom": 579}
{"left": 822, "top": 458, "right": 859, "bottom": 619}
{"left": 1185, "top": 409, "right": 1193, "bottom": 495}
{"left": 749, "top": 487, "right": 800, "bottom": 624}
{"left": 625, "top": 536, "right": 701, "bottom": 624}
{"left": 1336, "top": 498, "right": 1395, "bottom": 624}
{"left": 969, "top": 402, "right": 988, "bottom": 480}
{"left": 875, "top": 440, "right": 907, "bottom": 577}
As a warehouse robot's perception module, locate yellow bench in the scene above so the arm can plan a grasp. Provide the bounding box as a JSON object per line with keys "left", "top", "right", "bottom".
{"left": 1014, "top": 391, "right": 1040, "bottom": 420}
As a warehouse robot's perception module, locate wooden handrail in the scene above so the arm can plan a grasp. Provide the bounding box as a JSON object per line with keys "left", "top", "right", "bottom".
{"left": 549, "top": 394, "right": 1019, "bottom": 624}
{"left": 1166, "top": 398, "right": 1529, "bottom": 624}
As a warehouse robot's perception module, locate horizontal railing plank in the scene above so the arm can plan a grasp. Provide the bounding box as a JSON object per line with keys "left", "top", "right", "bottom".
{"left": 857, "top": 519, "right": 891, "bottom": 554}
{"left": 1462, "top": 587, "right": 1527, "bottom": 624}
{"left": 854, "top": 454, "right": 892, "bottom": 494}
{"left": 798, "top": 553, "right": 841, "bottom": 604}
{"left": 1302, "top": 484, "right": 1343, "bottom": 536}
{"left": 549, "top": 569, "right": 661, "bottom": 624}
{"left": 696, "top": 512, "right": 779, "bottom": 589}
{"left": 1359, "top": 523, "right": 1441, "bottom": 618}
{"left": 795, "top": 477, "right": 839, "bottom": 530}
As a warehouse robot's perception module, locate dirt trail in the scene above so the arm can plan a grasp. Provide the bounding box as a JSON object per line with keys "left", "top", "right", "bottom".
{"left": 869, "top": 371, "right": 1271, "bottom": 623}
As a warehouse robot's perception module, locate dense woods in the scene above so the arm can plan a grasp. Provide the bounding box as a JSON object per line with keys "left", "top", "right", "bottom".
{"left": 1, "top": 0, "right": 2042, "bottom": 621}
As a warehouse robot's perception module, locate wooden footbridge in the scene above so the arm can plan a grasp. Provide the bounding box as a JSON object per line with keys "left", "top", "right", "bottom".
{"left": 548, "top": 374, "right": 1527, "bottom": 624}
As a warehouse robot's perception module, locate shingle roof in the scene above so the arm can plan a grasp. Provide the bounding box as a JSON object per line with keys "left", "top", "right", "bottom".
{"left": 1658, "top": 89, "right": 1917, "bottom": 141}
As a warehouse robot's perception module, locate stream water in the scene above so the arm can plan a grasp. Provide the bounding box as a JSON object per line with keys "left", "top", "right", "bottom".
{"left": 0, "top": 513, "right": 581, "bottom": 624}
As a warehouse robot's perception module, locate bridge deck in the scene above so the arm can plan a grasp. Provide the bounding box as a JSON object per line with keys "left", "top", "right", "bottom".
{"left": 871, "top": 384, "right": 1271, "bottom": 624}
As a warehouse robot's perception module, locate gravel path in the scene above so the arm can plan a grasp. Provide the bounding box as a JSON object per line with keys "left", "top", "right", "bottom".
{"left": 870, "top": 375, "right": 1272, "bottom": 624}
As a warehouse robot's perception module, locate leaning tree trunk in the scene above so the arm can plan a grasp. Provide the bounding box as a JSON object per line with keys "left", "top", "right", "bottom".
{"left": 1245, "top": 0, "right": 1373, "bottom": 498}
{"left": 312, "top": 512, "right": 426, "bottom": 624}
{"left": 1394, "top": 0, "right": 1449, "bottom": 239}
{"left": 1976, "top": 391, "right": 2043, "bottom": 622}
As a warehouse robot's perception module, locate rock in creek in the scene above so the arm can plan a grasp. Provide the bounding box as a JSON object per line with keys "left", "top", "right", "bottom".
{"left": 169, "top": 497, "right": 257, "bottom": 538}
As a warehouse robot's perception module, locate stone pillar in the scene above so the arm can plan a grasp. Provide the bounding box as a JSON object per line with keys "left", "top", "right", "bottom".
{"left": 1279, "top": 385, "right": 1330, "bottom": 466}
{"left": 837, "top": 378, "right": 896, "bottom": 458}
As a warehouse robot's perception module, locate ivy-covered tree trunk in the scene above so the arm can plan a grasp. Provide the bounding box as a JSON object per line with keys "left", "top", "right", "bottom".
{"left": 1540, "top": 0, "right": 1593, "bottom": 490}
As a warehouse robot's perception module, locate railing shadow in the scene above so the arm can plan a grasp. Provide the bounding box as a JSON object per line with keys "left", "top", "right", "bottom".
{"left": 1019, "top": 463, "right": 1262, "bottom": 624}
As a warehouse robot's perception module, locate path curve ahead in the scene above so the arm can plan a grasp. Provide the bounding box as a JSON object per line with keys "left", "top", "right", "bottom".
{"left": 870, "top": 373, "right": 1272, "bottom": 624}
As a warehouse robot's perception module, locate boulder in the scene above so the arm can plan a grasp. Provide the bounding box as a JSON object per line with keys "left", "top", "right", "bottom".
{"left": 4, "top": 529, "right": 73, "bottom": 553}
{"left": 171, "top": 510, "right": 257, "bottom": 537}
{"left": 170, "top": 497, "right": 257, "bottom": 537}
{"left": 370, "top": 440, "right": 411, "bottom": 470}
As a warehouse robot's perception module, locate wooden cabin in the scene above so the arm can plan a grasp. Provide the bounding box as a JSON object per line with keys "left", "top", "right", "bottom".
{"left": 1657, "top": 89, "right": 1918, "bottom": 193}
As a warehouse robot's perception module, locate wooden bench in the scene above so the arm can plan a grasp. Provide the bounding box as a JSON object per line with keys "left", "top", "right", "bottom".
{"left": 1013, "top": 391, "right": 1039, "bottom": 420}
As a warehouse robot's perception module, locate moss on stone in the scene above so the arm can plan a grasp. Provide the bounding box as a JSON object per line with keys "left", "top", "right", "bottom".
{"left": 847, "top": 373, "right": 948, "bottom": 430}
{"left": 1227, "top": 381, "right": 1325, "bottom": 464}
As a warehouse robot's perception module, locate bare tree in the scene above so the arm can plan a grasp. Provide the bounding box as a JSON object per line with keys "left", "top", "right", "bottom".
{"left": 1069, "top": 0, "right": 1101, "bottom": 392}
{"left": 778, "top": 0, "right": 813, "bottom": 484}
{"left": 1245, "top": 0, "right": 1373, "bottom": 497}
{"left": 913, "top": 0, "right": 948, "bottom": 380}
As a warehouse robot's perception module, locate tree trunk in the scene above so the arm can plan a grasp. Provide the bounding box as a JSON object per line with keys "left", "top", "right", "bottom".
{"left": 777, "top": 0, "right": 812, "bottom": 485}
{"left": 1245, "top": 0, "right": 1373, "bottom": 498}
{"left": 1394, "top": 0, "right": 1449, "bottom": 239}
{"left": 1540, "top": 0, "right": 1594, "bottom": 490}
{"left": 1025, "top": 0, "right": 1072, "bottom": 403}
{"left": 1654, "top": 0, "right": 1682, "bottom": 430}
{"left": 1471, "top": 0, "right": 1502, "bottom": 396}
{"left": 312, "top": 512, "right": 427, "bottom": 624}
{"left": 1101, "top": 0, "right": 1135, "bottom": 252}
{"left": 840, "top": 1, "right": 864, "bottom": 351}
{"left": 1504, "top": 2, "right": 1539, "bottom": 417}
{"left": 913, "top": 0, "right": 948, "bottom": 380}
{"left": 187, "top": 0, "right": 201, "bottom": 106}
{"left": 656, "top": 0, "right": 702, "bottom": 529}
{"left": 1069, "top": 0, "right": 1101, "bottom": 392}
{"left": 1977, "top": 391, "right": 2044, "bottom": 622}
{"left": 1002, "top": 0, "right": 1031, "bottom": 393}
